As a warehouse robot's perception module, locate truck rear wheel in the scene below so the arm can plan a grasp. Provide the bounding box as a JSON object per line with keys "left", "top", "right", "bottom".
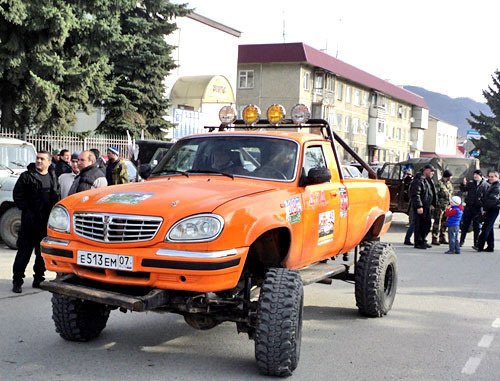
{"left": 51, "top": 294, "right": 110, "bottom": 342}
{"left": 255, "top": 268, "right": 303, "bottom": 377}
{"left": 355, "top": 242, "right": 398, "bottom": 317}
{"left": 0, "top": 207, "right": 21, "bottom": 249}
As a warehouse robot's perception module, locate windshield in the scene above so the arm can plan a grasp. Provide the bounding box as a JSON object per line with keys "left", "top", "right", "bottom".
{"left": 0, "top": 143, "right": 37, "bottom": 169}
{"left": 151, "top": 136, "right": 299, "bottom": 181}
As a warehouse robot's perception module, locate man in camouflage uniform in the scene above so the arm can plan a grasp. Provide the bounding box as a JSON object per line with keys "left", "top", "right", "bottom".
{"left": 432, "top": 170, "right": 454, "bottom": 245}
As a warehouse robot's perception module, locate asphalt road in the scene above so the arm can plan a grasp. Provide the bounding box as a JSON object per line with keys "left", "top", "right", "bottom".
{"left": 1, "top": 214, "right": 499, "bottom": 380}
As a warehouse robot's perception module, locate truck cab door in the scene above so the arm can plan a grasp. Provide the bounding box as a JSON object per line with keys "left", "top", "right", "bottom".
{"left": 298, "top": 143, "right": 347, "bottom": 266}
{"left": 379, "top": 163, "right": 406, "bottom": 213}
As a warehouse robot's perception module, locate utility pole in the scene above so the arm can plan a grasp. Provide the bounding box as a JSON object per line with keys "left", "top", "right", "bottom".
{"left": 282, "top": 10, "right": 286, "bottom": 43}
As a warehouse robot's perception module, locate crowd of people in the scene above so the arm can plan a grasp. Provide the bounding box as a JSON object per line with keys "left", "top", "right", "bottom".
{"left": 11, "top": 147, "right": 129, "bottom": 294}
{"left": 404, "top": 165, "right": 500, "bottom": 255}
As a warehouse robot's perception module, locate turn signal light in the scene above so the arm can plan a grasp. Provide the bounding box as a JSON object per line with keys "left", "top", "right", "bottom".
{"left": 266, "top": 104, "right": 285, "bottom": 125}
{"left": 242, "top": 105, "right": 261, "bottom": 126}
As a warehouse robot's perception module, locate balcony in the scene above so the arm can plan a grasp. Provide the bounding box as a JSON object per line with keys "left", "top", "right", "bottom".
{"left": 312, "top": 89, "right": 335, "bottom": 105}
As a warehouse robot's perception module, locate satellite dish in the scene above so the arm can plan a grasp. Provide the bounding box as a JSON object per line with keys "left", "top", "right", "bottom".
{"left": 409, "top": 117, "right": 415, "bottom": 123}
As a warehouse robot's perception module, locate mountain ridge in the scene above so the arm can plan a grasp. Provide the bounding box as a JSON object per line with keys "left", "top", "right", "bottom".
{"left": 403, "top": 85, "right": 491, "bottom": 136}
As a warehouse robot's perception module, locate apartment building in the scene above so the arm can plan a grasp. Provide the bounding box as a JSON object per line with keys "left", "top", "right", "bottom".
{"left": 237, "top": 43, "right": 429, "bottom": 163}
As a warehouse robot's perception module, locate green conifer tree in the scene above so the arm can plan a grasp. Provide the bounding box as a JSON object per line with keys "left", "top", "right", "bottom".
{"left": 98, "top": 0, "right": 189, "bottom": 137}
{"left": 0, "top": 1, "right": 132, "bottom": 133}
{"left": 468, "top": 70, "right": 500, "bottom": 171}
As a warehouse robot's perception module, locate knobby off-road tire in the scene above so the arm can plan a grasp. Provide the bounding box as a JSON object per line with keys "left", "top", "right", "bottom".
{"left": 52, "top": 294, "right": 111, "bottom": 342}
{"left": 255, "top": 268, "right": 304, "bottom": 377}
{"left": 0, "top": 207, "right": 21, "bottom": 249}
{"left": 355, "top": 242, "right": 398, "bottom": 317}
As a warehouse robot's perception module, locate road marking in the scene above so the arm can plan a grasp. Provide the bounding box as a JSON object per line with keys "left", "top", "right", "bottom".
{"left": 462, "top": 356, "right": 483, "bottom": 375}
{"left": 492, "top": 318, "right": 500, "bottom": 328}
{"left": 478, "top": 334, "right": 494, "bottom": 348}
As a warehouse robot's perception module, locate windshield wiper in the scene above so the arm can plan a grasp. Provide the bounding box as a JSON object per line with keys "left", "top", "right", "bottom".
{"left": 0, "top": 164, "right": 14, "bottom": 174}
{"left": 10, "top": 161, "right": 25, "bottom": 167}
{"left": 151, "top": 169, "right": 189, "bottom": 178}
{"left": 187, "top": 169, "right": 234, "bottom": 179}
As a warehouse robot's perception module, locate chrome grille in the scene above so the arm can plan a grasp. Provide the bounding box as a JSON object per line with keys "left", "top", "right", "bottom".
{"left": 74, "top": 213, "right": 163, "bottom": 242}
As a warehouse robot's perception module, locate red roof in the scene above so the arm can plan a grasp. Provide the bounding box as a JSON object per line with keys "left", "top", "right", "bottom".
{"left": 238, "top": 43, "right": 428, "bottom": 109}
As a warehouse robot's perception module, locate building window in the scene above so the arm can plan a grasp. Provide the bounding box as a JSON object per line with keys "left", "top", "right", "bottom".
{"left": 344, "top": 116, "right": 351, "bottom": 132}
{"left": 395, "top": 128, "right": 401, "bottom": 141}
{"left": 354, "top": 90, "right": 361, "bottom": 106}
{"left": 390, "top": 102, "right": 396, "bottom": 116}
{"left": 336, "top": 113, "right": 343, "bottom": 130}
{"left": 238, "top": 70, "right": 254, "bottom": 89}
{"left": 326, "top": 76, "right": 334, "bottom": 91}
{"left": 327, "top": 107, "right": 335, "bottom": 126}
{"left": 353, "top": 118, "right": 359, "bottom": 134}
{"left": 337, "top": 83, "right": 343, "bottom": 100}
{"left": 377, "top": 119, "right": 385, "bottom": 133}
{"left": 346, "top": 86, "right": 352, "bottom": 103}
{"left": 314, "top": 73, "right": 324, "bottom": 90}
{"left": 303, "top": 72, "right": 310, "bottom": 91}
{"left": 363, "top": 92, "right": 369, "bottom": 107}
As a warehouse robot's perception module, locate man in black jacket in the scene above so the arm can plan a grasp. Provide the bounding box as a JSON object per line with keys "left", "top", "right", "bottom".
{"left": 54, "top": 149, "right": 72, "bottom": 177}
{"left": 68, "top": 150, "right": 107, "bottom": 195}
{"left": 475, "top": 171, "right": 500, "bottom": 252}
{"left": 410, "top": 164, "right": 437, "bottom": 249}
{"left": 12, "top": 151, "right": 60, "bottom": 293}
{"left": 459, "top": 169, "right": 489, "bottom": 247}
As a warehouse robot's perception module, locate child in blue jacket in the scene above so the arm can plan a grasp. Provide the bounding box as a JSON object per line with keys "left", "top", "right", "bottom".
{"left": 445, "top": 196, "right": 464, "bottom": 254}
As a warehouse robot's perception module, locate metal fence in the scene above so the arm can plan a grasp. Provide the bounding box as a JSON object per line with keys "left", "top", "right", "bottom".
{"left": 0, "top": 129, "right": 129, "bottom": 157}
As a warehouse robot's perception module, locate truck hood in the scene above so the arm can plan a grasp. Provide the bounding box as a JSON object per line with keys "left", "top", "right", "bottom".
{"left": 63, "top": 177, "right": 276, "bottom": 218}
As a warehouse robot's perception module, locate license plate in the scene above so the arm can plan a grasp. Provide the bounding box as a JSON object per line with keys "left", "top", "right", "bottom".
{"left": 77, "top": 250, "right": 134, "bottom": 271}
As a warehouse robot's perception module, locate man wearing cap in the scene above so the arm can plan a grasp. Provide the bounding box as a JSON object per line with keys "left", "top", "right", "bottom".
{"left": 50, "top": 149, "right": 60, "bottom": 170}
{"left": 106, "top": 146, "right": 129, "bottom": 185}
{"left": 58, "top": 152, "right": 80, "bottom": 198}
{"left": 459, "top": 169, "right": 489, "bottom": 247}
{"left": 68, "top": 151, "right": 108, "bottom": 195}
{"left": 410, "top": 164, "right": 437, "bottom": 249}
{"left": 474, "top": 171, "right": 500, "bottom": 252}
{"left": 431, "top": 169, "right": 453, "bottom": 245}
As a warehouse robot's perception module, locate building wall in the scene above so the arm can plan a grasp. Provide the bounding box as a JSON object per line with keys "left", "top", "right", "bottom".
{"left": 423, "top": 116, "right": 458, "bottom": 156}
{"left": 236, "top": 63, "right": 301, "bottom": 117}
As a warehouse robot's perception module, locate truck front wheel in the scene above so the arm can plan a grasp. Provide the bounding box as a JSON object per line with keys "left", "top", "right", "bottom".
{"left": 355, "top": 242, "right": 398, "bottom": 317}
{"left": 0, "top": 207, "right": 21, "bottom": 249}
{"left": 51, "top": 294, "right": 110, "bottom": 342}
{"left": 254, "top": 268, "right": 303, "bottom": 377}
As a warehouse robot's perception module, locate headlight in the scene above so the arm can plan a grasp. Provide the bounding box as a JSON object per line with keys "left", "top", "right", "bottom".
{"left": 166, "top": 214, "right": 224, "bottom": 242}
{"left": 48, "top": 205, "right": 70, "bottom": 233}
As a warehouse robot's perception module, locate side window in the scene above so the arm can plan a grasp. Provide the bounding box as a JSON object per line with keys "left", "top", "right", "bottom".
{"left": 303, "top": 146, "right": 327, "bottom": 176}
{"left": 379, "top": 164, "right": 392, "bottom": 179}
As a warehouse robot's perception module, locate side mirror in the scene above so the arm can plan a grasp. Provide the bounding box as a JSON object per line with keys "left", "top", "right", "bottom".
{"left": 139, "top": 163, "right": 152, "bottom": 179}
{"left": 301, "top": 167, "right": 331, "bottom": 186}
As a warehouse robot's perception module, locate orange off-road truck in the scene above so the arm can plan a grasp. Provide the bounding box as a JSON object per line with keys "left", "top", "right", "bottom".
{"left": 41, "top": 105, "right": 397, "bottom": 377}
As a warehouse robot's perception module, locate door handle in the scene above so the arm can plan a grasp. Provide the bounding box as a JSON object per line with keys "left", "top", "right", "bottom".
{"left": 330, "top": 190, "right": 338, "bottom": 197}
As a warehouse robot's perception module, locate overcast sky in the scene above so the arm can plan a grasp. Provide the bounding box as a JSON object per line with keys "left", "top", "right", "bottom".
{"left": 174, "top": 0, "right": 499, "bottom": 103}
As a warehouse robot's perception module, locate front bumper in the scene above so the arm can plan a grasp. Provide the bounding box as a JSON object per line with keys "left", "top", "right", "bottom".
{"left": 40, "top": 237, "right": 249, "bottom": 292}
